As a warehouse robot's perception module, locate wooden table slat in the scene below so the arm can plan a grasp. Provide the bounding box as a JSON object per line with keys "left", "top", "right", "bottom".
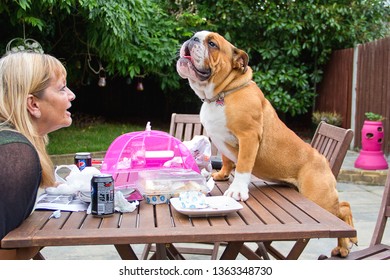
{"left": 246, "top": 187, "right": 285, "bottom": 224}
{"left": 210, "top": 178, "right": 230, "bottom": 195}
{"left": 207, "top": 216, "right": 229, "bottom": 227}
{"left": 82, "top": 214, "right": 104, "bottom": 229}
{"left": 190, "top": 216, "right": 211, "bottom": 227}
{"left": 60, "top": 211, "right": 87, "bottom": 230}
{"left": 43, "top": 211, "right": 72, "bottom": 230}
{"left": 224, "top": 208, "right": 247, "bottom": 226}
{"left": 259, "top": 186, "right": 318, "bottom": 224}
{"left": 100, "top": 214, "right": 122, "bottom": 228}
{"left": 237, "top": 200, "right": 265, "bottom": 225}
{"left": 138, "top": 203, "right": 156, "bottom": 229}
{"left": 273, "top": 186, "right": 356, "bottom": 235}
{"left": 170, "top": 205, "right": 193, "bottom": 228}
{"left": 118, "top": 212, "right": 138, "bottom": 229}
{"left": 155, "top": 203, "right": 174, "bottom": 228}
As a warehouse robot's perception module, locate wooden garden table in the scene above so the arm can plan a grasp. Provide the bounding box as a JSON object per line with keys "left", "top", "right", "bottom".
{"left": 1, "top": 173, "right": 356, "bottom": 260}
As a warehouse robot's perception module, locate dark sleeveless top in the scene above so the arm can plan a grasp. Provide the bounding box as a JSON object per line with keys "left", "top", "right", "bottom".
{"left": 0, "top": 130, "right": 41, "bottom": 241}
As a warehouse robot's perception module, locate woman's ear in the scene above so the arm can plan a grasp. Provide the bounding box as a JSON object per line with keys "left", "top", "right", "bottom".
{"left": 26, "top": 94, "right": 41, "bottom": 118}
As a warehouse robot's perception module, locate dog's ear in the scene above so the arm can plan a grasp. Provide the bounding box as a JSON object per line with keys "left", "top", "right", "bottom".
{"left": 233, "top": 48, "right": 249, "bottom": 73}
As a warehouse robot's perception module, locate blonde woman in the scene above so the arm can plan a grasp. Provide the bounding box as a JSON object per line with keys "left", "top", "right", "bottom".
{"left": 0, "top": 52, "right": 76, "bottom": 240}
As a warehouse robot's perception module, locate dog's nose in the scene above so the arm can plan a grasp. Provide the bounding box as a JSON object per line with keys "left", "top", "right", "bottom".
{"left": 188, "top": 39, "right": 198, "bottom": 52}
{"left": 191, "top": 37, "right": 200, "bottom": 43}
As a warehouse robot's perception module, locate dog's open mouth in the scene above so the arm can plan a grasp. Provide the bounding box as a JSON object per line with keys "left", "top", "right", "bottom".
{"left": 178, "top": 47, "right": 211, "bottom": 81}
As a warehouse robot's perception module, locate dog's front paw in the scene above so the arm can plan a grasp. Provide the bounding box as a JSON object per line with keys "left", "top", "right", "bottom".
{"left": 223, "top": 176, "right": 249, "bottom": 201}
{"left": 218, "top": 172, "right": 251, "bottom": 201}
{"left": 212, "top": 171, "right": 230, "bottom": 181}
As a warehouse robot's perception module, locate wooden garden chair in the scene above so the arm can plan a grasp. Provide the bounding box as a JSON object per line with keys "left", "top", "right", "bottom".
{"left": 310, "top": 121, "right": 354, "bottom": 178}
{"left": 321, "top": 167, "right": 390, "bottom": 260}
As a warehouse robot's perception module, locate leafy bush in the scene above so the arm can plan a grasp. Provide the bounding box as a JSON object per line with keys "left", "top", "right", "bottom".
{"left": 312, "top": 111, "right": 343, "bottom": 126}
{"left": 2, "top": 0, "right": 389, "bottom": 116}
{"left": 365, "top": 112, "right": 384, "bottom": 121}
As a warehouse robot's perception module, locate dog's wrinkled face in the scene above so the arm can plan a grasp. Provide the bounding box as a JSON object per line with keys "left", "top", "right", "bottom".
{"left": 177, "top": 31, "right": 212, "bottom": 81}
{"left": 176, "top": 31, "right": 248, "bottom": 84}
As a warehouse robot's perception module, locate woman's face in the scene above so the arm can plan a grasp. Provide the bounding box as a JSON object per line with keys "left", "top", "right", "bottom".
{"left": 30, "top": 75, "right": 76, "bottom": 135}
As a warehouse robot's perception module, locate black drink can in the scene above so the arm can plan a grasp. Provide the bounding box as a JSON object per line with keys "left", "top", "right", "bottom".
{"left": 74, "top": 152, "right": 92, "bottom": 171}
{"left": 91, "top": 174, "right": 115, "bottom": 217}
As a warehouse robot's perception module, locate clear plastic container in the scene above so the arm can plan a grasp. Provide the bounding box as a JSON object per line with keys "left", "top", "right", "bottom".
{"left": 100, "top": 124, "right": 200, "bottom": 192}
{"left": 137, "top": 168, "right": 208, "bottom": 204}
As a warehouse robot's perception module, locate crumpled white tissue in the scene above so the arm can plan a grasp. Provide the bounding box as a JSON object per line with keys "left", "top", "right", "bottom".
{"left": 46, "top": 165, "right": 101, "bottom": 194}
{"left": 45, "top": 183, "right": 78, "bottom": 195}
{"left": 114, "top": 191, "right": 139, "bottom": 213}
{"left": 49, "top": 209, "right": 61, "bottom": 219}
{"left": 183, "top": 135, "right": 212, "bottom": 172}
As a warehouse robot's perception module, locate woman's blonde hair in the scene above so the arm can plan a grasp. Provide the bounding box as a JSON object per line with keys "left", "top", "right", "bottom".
{"left": 0, "top": 52, "right": 67, "bottom": 187}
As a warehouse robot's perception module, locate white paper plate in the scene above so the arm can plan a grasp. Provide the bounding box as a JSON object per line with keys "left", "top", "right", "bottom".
{"left": 170, "top": 196, "right": 243, "bottom": 217}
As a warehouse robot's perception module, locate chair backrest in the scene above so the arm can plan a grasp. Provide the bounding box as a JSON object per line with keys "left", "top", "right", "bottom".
{"left": 169, "top": 113, "right": 207, "bottom": 141}
{"left": 311, "top": 121, "right": 354, "bottom": 177}
{"left": 370, "top": 168, "right": 390, "bottom": 246}
{"left": 169, "top": 113, "right": 218, "bottom": 156}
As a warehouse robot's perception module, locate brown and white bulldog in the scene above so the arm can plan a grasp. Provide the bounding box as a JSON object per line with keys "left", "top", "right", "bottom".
{"left": 176, "top": 30, "right": 357, "bottom": 257}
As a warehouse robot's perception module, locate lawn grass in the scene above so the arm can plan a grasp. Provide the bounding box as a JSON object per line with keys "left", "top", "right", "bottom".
{"left": 47, "top": 115, "right": 312, "bottom": 155}
{"left": 47, "top": 121, "right": 169, "bottom": 155}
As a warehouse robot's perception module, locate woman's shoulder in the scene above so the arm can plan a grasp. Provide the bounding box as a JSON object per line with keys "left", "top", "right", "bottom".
{"left": 0, "top": 130, "right": 32, "bottom": 146}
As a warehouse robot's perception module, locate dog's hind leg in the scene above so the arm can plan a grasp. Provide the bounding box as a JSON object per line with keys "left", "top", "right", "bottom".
{"left": 298, "top": 168, "right": 357, "bottom": 257}
{"left": 212, "top": 154, "right": 235, "bottom": 181}
{"left": 331, "top": 201, "right": 358, "bottom": 257}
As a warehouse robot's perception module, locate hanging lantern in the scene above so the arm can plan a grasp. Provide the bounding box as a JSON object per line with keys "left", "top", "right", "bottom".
{"left": 135, "top": 73, "right": 146, "bottom": 92}
{"left": 98, "top": 69, "right": 106, "bottom": 87}
{"left": 136, "top": 79, "right": 144, "bottom": 91}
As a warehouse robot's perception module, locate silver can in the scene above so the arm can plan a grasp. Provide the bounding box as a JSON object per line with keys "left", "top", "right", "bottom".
{"left": 91, "top": 174, "right": 115, "bottom": 217}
